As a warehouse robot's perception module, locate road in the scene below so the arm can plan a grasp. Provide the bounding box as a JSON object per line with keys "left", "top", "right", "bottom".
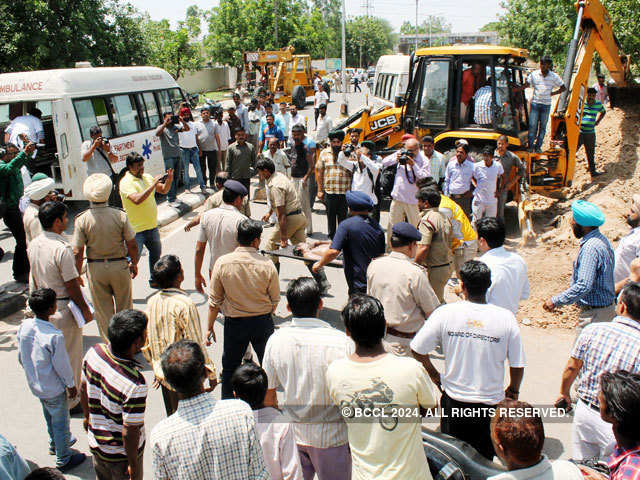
{"left": 0, "top": 90, "right": 577, "bottom": 479}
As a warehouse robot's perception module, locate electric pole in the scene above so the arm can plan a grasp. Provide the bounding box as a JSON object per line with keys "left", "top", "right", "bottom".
{"left": 274, "top": 0, "right": 278, "bottom": 47}
{"left": 415, "top": 0, "right": 419, "bottom": 52}
{"left": 341, "top": 0, "right": 347, "bottom": 106}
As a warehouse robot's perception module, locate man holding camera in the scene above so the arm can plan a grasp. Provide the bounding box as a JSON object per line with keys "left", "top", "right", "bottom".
{"left": 381, "top": 137, "right": 430, "bottom": 247}
{"left": 81, "top": 126, "right": 119, "bottom": 177}
{"left": 156, "top": 113, "right": 186, "bottom": 203}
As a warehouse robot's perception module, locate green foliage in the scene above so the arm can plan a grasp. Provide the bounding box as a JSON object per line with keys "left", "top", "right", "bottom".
{"left": 480, "top": 21, "right": 501, "bottom": 32}
{"left": 497, "top": 0, "right": 640, "bottom": 73}
{"left": 0, "top": 0, "right": 147, "bottom": 72}
{"left": 400, "top": 16, "right": 452, "bottom": 35}
{"left": 346, "top": 16, "right": 396, "bottom": 68}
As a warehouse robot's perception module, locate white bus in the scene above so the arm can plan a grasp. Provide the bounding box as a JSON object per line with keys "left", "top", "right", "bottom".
{"left": 373, "top": 55, "right": 411, "bottom": 106}
{"left": 0, "top": 66, "right": 185, "bottom": 200}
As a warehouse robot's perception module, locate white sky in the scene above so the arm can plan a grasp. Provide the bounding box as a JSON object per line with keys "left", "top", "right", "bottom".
{"left": 128, "top": 0, "right": 504, "bottom": 33}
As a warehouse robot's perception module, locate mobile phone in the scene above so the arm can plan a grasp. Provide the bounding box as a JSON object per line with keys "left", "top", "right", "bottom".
{"left": 554, "top": 398, "right": 572, "bottom": 411}
{"left": 160, "top": 173, "right": 169, "bottom": 182}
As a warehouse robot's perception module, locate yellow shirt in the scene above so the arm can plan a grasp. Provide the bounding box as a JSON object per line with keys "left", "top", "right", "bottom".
{"left": 439, "top": 194, "right": 477, "bottom": 249}
{"left": 119, "top": 172, "right": 158, "bottom": 232}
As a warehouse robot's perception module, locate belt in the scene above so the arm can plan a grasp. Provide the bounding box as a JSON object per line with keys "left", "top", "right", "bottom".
{"left": 579, "top": 398, "right": 600, "bottom": 412}
{"left": 428, "top": 262, "right": 452, "bottom": 269}
{"left": 87, "top": 257, "right": 127, "bottom": 263}
{"left": 386, "top": 326, "right": 417, "bottom": 339}
{"left": 450, "top": 193, "right": 469, "bottom": 199}
{"left": 286, "top": 209, "right": 302, "bottom": 217}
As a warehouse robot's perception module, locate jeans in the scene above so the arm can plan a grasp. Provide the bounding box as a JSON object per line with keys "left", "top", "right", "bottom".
{"left": 325, "top": 193, "right": 347, "bottom": 239}
{"left": 135, "top": 228, "right": 162, "bottom": 284}
{"left": 163, "top": 155, "right": 180, "bottom": 202}
{"left": 40, "top": 392, "right": 72, "bottom": 467}
{"left": 578, "top": 132, "right": 597, "bottom": 174}
{"left": 1, "top": 206, "right": 29, "bottom": 281}
{"left": 528, "top": 102, "right": 551, "bottom": 151}
{"left": 221, "top": 314, "right": 274, "bottom": 399}
{"left": 180, "top": 147, "right": 205, "bottom": 189}
{"left": 200, "top": 150, "right": 218, "bottom": 186}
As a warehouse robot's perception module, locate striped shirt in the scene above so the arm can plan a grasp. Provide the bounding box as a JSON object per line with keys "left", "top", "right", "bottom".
{"left": 580, "top": 100, "right": 605, "bottom": 133}
{"left": 473, "top": 86, "right": 493, "bottom": 125}
{"left": 82, "top": 344, "right": 147, "bottom": 462}
{"left": 572, "top": 316, "right": 640, "bottom": 407}
{"left": 552, "top": 228, "right": 615, "bottom": 307}
{"left": 316, "top": 147, "right": 353, "bottom": 195}
{"left": 609, "top": 446, "right": 640, "bottom": 480}
{"left": 143, "top": 288, "right": 217, "bottom": 389}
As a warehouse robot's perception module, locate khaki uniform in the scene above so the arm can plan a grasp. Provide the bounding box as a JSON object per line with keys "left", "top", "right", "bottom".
{"left": 204, "top": 189, "right": 251, "bottom": 217}
{"left": 72, "top": 204, "right": 135, "bottom": 339}
{"left": 418, "top": 208, "right": 453, "bottom": 303}
{"left": 367, "top": 251, "right": 440, "bottom": 356}
{"left": 23, "top": 203, "right": 42, "bottom": 245}
{"left": 28, "top": 231, "right": 83, "bottom": 407}
{"left": 265, "top": 172, "right": 307, "bottom": 262}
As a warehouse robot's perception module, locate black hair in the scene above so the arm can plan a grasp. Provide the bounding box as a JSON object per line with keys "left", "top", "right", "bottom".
{"left": 600, "top": 370, "right": 640, "bottom": 441}
{"left": 620, "top": 283, "right": 640, "bottom": 320}
{"left": 153, "top": 255, "right": 182, "bottom": 289}
{"left": 390, "top": 235, "right": 414, "bottom": 248}
{"left": 161, "top": 340, "right": 206, "bottom": 396}
{"left": 476, "top": 217, "right": 506, "bottom": 249}
{"left": 457, "top": 143, "right": 469, "bottom": 154}
{"left": 233, "top": 92, "right": 241, "bottom": 99}
{"left": 89, "top": 126, "right": 102, "bottom": 137}
{"left": 291, "top": 124, "right": 305, "bottom": 134}
{"left": 415, "top": 188, "right": 441, "bottom": 207}
{"left": 25, "top": 467, "right": 66, "bottom": 480}
{"left": 587, "top": 87, "right": 597, "bottom": 95}
{"left": 28, "top": 288, "right": 57, "bottom": 317}
{"left": 108, "top": 309, "right": 148, "bottom": 356}
{"left": 421, "top": 135, "right": 434, "bottom": 144}
{"left": 286, "top": 277, "right": 322, "bottom": 317}
{"left": 256, "top": 157, "right": 276, "bottom": 174}
{"left": 416, "top": 177, "right": 439, "bottom": 190}
{"left": 126, "top": 152, "right": 144, "bottom": 168}
{"left": 38, "top": 201, "right": 67, "bottom": 229}
{"left": 215, "top": 171, "right": 229, "bottom": 187}
{"left": 231, "top": 362, "right": 268, "bottom": 410}
{"left": 237, "top": 219, "right": 263, "bottom": 246}
{"left": 342, "top": 294, "right": 386, "bottom": 348}
{"left": 265, "top": 113, "right": 274, "bottom": 120}
{"left": 497, "top": 134, "right": 509, "bottom": 143}
{"left": 459, "top": 260, "right": 492, "bottom": 298}
{"left": 28, "top": 108, "right": 43, "bottom": 119}
{"left": 222, "top": 187, "right": 242, "bottom": 204}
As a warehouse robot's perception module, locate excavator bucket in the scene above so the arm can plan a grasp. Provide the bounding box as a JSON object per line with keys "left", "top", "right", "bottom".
{"left": 609, "top": 85, "right": 640, "bottom": 108}
{"left": 518, "top": 187, "right": 537, "bottom": 247}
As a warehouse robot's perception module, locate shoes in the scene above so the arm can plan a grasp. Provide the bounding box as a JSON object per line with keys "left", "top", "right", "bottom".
{"left": 49, "top": 435, "right": 77, "bottom": 455}
{"left": 58, "top": 453, "right": 87, "bottom": 472}
{"left": 69, "top": 404, "right": 83, "bottom": 416}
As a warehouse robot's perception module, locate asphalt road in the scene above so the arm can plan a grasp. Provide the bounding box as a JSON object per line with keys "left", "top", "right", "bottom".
{"left": 0, "top": 90, "right": 577, "bottom": 479}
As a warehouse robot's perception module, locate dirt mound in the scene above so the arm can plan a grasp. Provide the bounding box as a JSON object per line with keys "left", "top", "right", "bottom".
{"left": 515, "top": 105, "right": 640, "bottom": 328}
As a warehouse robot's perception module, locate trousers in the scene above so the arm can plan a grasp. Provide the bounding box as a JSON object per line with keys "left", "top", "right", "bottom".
{"left": 441, "top": 391, "right": 495, "bottom": 460}
{"left": 221, "top": 314, "right": 274, "bottom": 399}
{"left": 453, "top": 240, "right": 478, "bottom": 276}
{"left": 572, "top": 400, "right": 615, "bottom": 460}
{"left": 266, "top": 213, "right": 307, "bottom": 265}
{"left": 297, "top": 443, "right": 351, "bottom": 480}
{"left": 428, "top": 263, "right": 453, "bottom": 303}
{"left": 163, "top": 155, "right": 180, "bottom": 202}
{"left": 50, "top": 301, "right": 82, "bottom": 409}
{"left": 471, "top": 198, "right": 498, "bottom": 226}
{"left": 528, "top": 102, "right": 551, "bottom": 151}
{"left": 325, "top": 194, "right": 347, "bottom": 239}
{"left": 200, "top": 150, "right": 218, "bottom": 186}
{"left": 93, "top": 453, "right": 143, "bottom": 480}
{"left": 135, "top": 228, "right": 162, "bottom": 285}
{"left": 87, "top": 259, "right": 132, "bottom": 340}
{"left": 577, "top": 132, "right": 597, "bottom": 174}
{"left": 387, "top": 199, "right": 420, "bottom": 247}
{"left": 180, "top": 147, "right": 205, "bottom": 189}
{"left": 2, "top": 206, "right": 29, "bottom": 281}
{"left": 40, "top": 392, "right": 72, "bottom": 467}
{"left": 292, "top": 178, "right": 313, "bottom": 234}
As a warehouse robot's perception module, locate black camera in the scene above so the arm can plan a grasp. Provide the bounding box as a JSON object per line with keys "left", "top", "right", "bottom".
{"left": 343, "top": 144, "right": 355, "bottom": 158}
{"left": 102, "top": 137, "right": 110, "bottom": 145}
{"left": 398, "top": 148, "right": 412, "bottom": 165}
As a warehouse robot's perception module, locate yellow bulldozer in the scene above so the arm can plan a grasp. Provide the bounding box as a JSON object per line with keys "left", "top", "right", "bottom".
{"left": 339, "top": 0, "right": 638, "bottom": 241}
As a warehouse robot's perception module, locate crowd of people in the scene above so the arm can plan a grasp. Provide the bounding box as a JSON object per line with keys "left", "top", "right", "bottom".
{"left": 0, "top": 68, "right": 638, "bottom": 480}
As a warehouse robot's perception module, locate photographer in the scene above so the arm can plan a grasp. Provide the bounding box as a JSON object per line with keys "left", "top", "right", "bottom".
{"left": 81, "top": 126, "right": 119, "bottom": 177}
{"left": 156, "top": 113, "right": 186, "bottom": 203}
{"left": 381, "top": 137, "right": 429, "bottom": 247}
{"left": 337, "top": 142, "right": 381, "bottom": 221}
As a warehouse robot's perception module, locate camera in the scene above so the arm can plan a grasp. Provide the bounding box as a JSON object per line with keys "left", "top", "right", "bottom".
{"left": 102, "top": 137, "right": 110, "bottom": 145}
{"left": 398, "top": 148, "right": 412, "bottom": 165}
{"left": 343, "top": 144, "right": 355, "bottom": 158}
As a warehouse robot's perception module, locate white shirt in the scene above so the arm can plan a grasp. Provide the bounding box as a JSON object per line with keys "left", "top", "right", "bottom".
{"left": 263, "top": 149, "right": 290, "bottom": 175}
{"left": 214, "top": 121, "right": 231, "bottom": 150}
{"left": 253, "top": 407, "right": 304, "bottom": 480}
{"left": 444, "top": 158, "right": 475, "bottom": 196}
{"left": 337, "top": 152, "right": 380, "bottom": 204}
{"left": 276, "top": 111, "right": 292, "bottom": 137}
{"left": 177, "top": 121, "right": 200, "bottom": 148}
{"left": 472, "top": 161, "right": 504, "bottom": 203}
{"left": 315, "top": 115, "right": 333, "bottom": 144}
{"left": 487, "top": 456, "right": 583, "bottom": 480}
{"left": 481, "top": 247, "right": 530, "bottom": 314}
{"left": 248, "top": 110, "right": 262, "bottom": 136}
{"left": 410, "top": 301, "right": 526, "bottom": 404}
{"left": 6, "top": 115, "right": 44, "bottom": 144}
{"left": 197, "top": 204, "right": 247, "bottom": 271}
{"left": 527, "top": 70, "right": 564, "bottom": 105}
{"left": 614, "top": 227, "right": 640, "bottom": 283}
{"left": 289, "top": 113, "right": 305, "bottom": 137}
{"left": 314, "top": 91, "right": 329, "bottom": 109}
{"left": 262, "top": 317, "right": 353, "bottom": 448}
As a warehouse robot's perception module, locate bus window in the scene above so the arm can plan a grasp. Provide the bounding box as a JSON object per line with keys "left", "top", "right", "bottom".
{"left": 157, "top": 90, "right": 173, "bottom": 116}
{"left": 419, "top": 60, "right": 450, "bottom": 126}
{"left": 388, "top": 76, "right": 398, "bottom": 101}
{"left": 35, "top": 101, "right": 52, "bottom": 118}
{"left": 137, "top": 92, "right": 160, "bottom": 130}
{"left": 110, "top": 94, "right": 141, "bottom": 136}
{"left": 74, "top": 98, "right": 113, "bottom": 141}
{"left": 0, "top": 104, "right": 9, "bottom": 124}
{"left": 167, "top": 88, "right": 183, "bottom": 111}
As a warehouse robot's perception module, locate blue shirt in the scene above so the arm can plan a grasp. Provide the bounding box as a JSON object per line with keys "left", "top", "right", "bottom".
{"left": 258, "top": 124, "right": 285, "bottom": 150}
{"left": 330, "top": 214, "right": 386, "bottom": 292}
{"left": 0, "top": 434, "right": 30, "bottom": 480}
{"left": 235, "top": 102, "right": 249, "bottom": 132}
{"left": 17, "top": 317, "right": 74, "bottom": 399}
{"left": 552, "top": 229, "right": 615, "bottom": 307}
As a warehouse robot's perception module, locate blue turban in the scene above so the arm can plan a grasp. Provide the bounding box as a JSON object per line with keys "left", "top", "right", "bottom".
{"left": 572, "top": 200, "right": 605, "bottom": 227}
{"left": 346, "top": 191, "right": 374, "bottom": 211}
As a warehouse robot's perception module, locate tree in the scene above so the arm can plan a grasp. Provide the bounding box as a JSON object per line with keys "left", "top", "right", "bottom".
{"left": 480, "top": 21, "right": 500, "bottom": 32}
{"left": 141, "top": 18, "right": 203, "bottom": 80}
{"left": 497, "top": 0, "right": 640, "bottom": 74}
{"left": 182, "top": 5, "right": 204, "bottom": 40}
{"left": 400, "top": 16, "right": 452, "bottom": 35}
{"left": 346, "top": 16, "right": 395, "bottom": 68}
{"left": 0, "top": 0, "right": 148, "bottom": 72}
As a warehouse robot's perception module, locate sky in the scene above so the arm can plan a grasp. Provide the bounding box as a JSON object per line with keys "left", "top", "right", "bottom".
{"left": 128, "top": 0, "right": 504, "bottom": 33}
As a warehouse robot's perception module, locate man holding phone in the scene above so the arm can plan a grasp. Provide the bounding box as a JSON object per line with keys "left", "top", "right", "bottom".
{"left": 156, "top": 113, "right": 185, "bottom": 203}
{"left": 81, "top": 126, "right": 119, "bottom": 176}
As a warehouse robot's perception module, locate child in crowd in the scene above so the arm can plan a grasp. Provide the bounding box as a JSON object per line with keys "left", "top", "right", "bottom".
{"left": 232, "top": 362, "right": 303, "bottom": 480}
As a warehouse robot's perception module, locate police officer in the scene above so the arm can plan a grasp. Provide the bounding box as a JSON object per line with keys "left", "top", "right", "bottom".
{"left": 22, "top": 173, "right": 56, "bottom": 245}
{"left": 415, "top": 188, "right": 453, "bottom": 303}
{"left": 71, "top": 174, "right": 139, "bottom": 340}
{"left": 28, "top": 201, "right": 94, "bottom": 412}
{"left": 367, "top": 222, "right": 440, "bottom": 356}
{"left": 312, "top": 191, "right": 385, "bottom": 295}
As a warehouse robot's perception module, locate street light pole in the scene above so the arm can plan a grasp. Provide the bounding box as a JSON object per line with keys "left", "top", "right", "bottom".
{"left": 274, "top": 0, "right": 278, "bottom": 47}
{"left": 341, "top": 0, "right": 347, "bottom": 106}
{"left": 415, "top": 0, "right": 418, "bottom": 52}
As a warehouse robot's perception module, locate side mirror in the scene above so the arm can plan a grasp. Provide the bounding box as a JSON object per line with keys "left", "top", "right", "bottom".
{"left": 394, "top": 95, "right": 405, "bottom": 108}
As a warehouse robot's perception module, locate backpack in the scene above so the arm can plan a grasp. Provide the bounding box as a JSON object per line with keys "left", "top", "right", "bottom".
{"left": 379, "top": 163, "right": 397, "bottom": 196}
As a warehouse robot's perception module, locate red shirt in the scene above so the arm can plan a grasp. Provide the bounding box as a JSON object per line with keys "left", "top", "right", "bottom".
{"left": 609, "top": 445, "right": 640, "bottom": 480}
{"left": 461, "top": 69, "right": 485, "bottom": 104}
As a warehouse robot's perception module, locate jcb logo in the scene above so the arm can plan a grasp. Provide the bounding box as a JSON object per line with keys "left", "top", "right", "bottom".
{"left": 369, "top": 115, "right": 398, "bottom": 131}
